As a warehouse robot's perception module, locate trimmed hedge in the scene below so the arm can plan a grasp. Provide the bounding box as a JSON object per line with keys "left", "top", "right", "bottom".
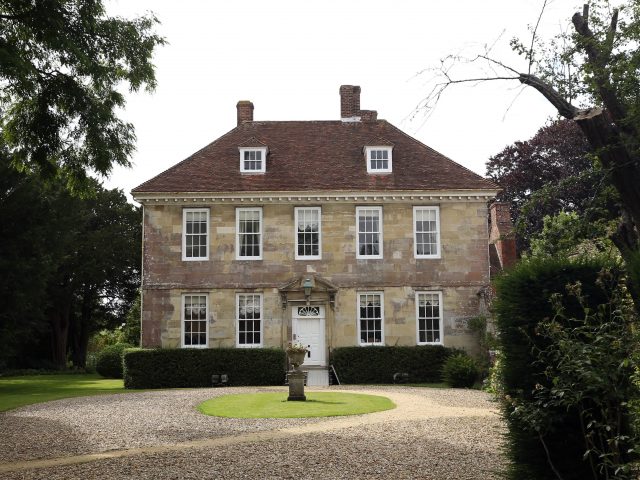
{"left": 494, "top": 256, "right": 621, "bottom": 480}
{"left": 331, "top": 345, "right": 453, "bottom": 384}
{"left": 123, "top": 348, "right": 286, "bottom": 389}
{"left": 96, "top": 342, "right": 133, "bottom": 379}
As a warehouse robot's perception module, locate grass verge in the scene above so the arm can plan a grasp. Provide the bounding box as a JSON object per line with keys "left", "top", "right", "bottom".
{"left": 0, "top": 374, "right": 125, "bottom": 412}
{"left": 198, "top": 391, "right": 396, "bottom": 418}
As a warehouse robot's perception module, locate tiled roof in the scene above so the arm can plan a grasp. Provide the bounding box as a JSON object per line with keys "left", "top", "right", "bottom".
{"left": 364, "top": 136, "right": 395, "bottom": 147}
{"left": 132, "top": 120, "right": 498, "bottom": 194}
{"left": 237, "top": 136, "right": 267, "bottom": 148}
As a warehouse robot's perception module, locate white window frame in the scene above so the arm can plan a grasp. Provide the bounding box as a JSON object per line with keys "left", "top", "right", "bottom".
{"left": 294, "top": 207, "right": 322, "bottom": 260}
{"left": 236, "top": 207, "right": 263, "bottom": 260}
{"left": 239, "top": 147, "right": 267, "bottom": 173}
{"left": 357, "top": 291, "right": 385, "bottom": 346}
{"left": 356, "top": 206, "right": 383, "bottom": 259}
{"left": 415, "top": 291, "right": 444, "bottom": 345}
{"left": 181, "top": 293, "right": 209, "bottom": 348}
{"left": 182, "top": 208, "right": 209, "bottom": 261}
{"left": 365, "top": 146, "right": 393, "bottom": 173}
{"left": 236, "top": 293, "right": 264, "bottom": 348}
{"left": 413, "top": 206, "right": 441, "bottom": 259}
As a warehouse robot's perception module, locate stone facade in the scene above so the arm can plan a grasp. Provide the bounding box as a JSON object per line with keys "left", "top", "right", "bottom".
{"left": 134, "top": 84, "right": 503, "bottom": 363}
{"left": 141, "top": 198, "right": 490, "bottom": 357}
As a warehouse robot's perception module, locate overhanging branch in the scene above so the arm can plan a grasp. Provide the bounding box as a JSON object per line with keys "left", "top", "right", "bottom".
{"left": 518, "top": 73, "right": 578, "bottom": 118}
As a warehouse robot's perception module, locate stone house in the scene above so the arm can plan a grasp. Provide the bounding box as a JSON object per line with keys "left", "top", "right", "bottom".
{"left": 132, "top": 85, "right": 510, "bottom": 383}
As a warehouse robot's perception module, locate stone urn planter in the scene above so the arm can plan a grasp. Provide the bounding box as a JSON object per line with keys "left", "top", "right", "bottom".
{"left": 288, "top": 351, "right": 306, "bottom": 371}
{"left": 286, "top": 343, "right": 308, "bottom": 401}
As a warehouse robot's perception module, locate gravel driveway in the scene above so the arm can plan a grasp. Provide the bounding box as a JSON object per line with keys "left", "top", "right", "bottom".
{"left": 0, "top": 386, "right": 506, "bottom": 479}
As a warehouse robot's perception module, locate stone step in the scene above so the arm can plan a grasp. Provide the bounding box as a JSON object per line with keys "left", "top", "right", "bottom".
{"left": 304, "top": 368, "right": 329, "bottom": 386}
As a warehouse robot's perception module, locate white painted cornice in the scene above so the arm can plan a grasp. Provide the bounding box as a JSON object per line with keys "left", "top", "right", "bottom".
{"left": 132, "top": 189, "right": 500, "bottom": 206}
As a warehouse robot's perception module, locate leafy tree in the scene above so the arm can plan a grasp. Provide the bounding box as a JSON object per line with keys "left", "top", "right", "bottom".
{"left": 66, "top": 186, "right": 141, "bottom": 367}
{"left": 121, "top": 292, "right": 141, "bottom": 346}
{"left": 422, "top": 1, "right": 640, "bottom": 308}
{"left": 486, "top": 119, "right": 617, "bottom": 251}
{"left": 529, "top": 211, "right": 616, "bottom": 258}
{"left": 0, "top": 156, "right": 53, "bottom": 368}
{"left": 0, "top": 0, "right": 165, "bottom": 189}
{"left": 46, "top": 183, "right": 140, "bottom": 368}
{"left": 0, "top": 173, "right": 140, "bottom": 369}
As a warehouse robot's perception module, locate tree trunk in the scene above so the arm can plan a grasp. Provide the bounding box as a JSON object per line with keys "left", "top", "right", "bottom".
{"left": 70, "top": 285, "right": 94, "bottom": 368}
{"left": 572, "top": 108, "right": 640, "bottom": 309}
{"left": 49, "top": 307, "right": 70, "bottom": 369}
{"left": 573, "top": 108, "right": 640, "bottom": 232}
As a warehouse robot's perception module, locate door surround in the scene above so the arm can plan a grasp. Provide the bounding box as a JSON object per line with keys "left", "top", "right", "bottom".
{"left": 292, "top": 305, "right": 326, "bottom": 366}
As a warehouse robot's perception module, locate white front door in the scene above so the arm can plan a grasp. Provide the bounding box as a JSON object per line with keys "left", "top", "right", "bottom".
{"left": 293, "top": 306, "right": 325, "bottom": 366}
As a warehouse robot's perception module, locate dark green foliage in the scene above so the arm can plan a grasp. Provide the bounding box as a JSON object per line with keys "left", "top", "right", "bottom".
{"left": 0, "top": 0, "right": 165, "bottom": 189}
{"left": 486, "top": 120, "right": 617, "bottom": 253}
{"left": 121, "top": 293, "right": 141, "bottom": 346}
{"left": 627, "top": 249, "right": 640, "bottom": 308}
{"left": 0, "top": 167, "right": 141, "bottom": 370}
{"left": 95, "top": 343, "right": 133, "bottom": 379}
{"left": 331, "top": 346, "right": 453, "bottom": 384}
{"left": 511, "top": 279, "right": 639, "bottom": 479}
{"left": 494, "top": 256, "right": 623, "bottom": 480}
{"left": 123, "top": 348, "right": 286, "bottom": 389}
{"left": 441, "top": 353, "right": 478, "bottom": 388}
{"left": 0, "top": 159, "right": 53, "bottom": 369}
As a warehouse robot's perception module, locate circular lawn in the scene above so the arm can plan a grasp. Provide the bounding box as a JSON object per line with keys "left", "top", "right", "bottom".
{"left": 198, "top": 391, "right": 395, "bottom": 418}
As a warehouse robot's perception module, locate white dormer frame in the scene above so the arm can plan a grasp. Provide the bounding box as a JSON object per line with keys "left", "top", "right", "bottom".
{"left": 364, "top": 146, "right": 393, "bottom": 173}
{"left": 239, "top": 147, "right": 267, "bottom": 173}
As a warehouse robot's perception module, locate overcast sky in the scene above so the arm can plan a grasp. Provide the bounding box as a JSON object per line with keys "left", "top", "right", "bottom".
{"left": 104, "top": 0, "right": 584, "bottom": 201}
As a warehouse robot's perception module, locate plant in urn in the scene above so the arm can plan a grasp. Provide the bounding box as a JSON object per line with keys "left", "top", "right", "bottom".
{"left": 286, "top": 342, "right": 307, "bottom": 371}
{"left": 286, "top": 342, "right": 308, "bottom": 401}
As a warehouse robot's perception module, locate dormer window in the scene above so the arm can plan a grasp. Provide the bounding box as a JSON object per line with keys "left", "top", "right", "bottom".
{"left": 239, "top": 147, "right": 267, "bottom": 173}
{"left": 365, "top": 146, "right": 393, "bottom": 173}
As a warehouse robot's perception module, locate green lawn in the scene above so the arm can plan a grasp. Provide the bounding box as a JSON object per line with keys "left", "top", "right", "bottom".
{"left": 198, "top": 391, "right": 396, "bottom": 418}
{"left": 0, "top": 374, "right": 126, "bottom": 412}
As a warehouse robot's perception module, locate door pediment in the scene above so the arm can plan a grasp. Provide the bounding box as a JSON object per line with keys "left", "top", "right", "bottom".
{"left": 278, "top": 275, "right": 337, "bottom": 309}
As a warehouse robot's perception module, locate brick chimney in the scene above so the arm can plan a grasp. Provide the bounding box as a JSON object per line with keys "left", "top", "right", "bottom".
{"left": 236, "top": 100, "right": 254, "bottom": 125}
{"left": 360, "top": 109, "right": 378, "bottom": 122}
{"left": 339, "top": 85, "right": 361, "bottom": 120}
{"left": 489, "top": 202, "right": 517, "bottom": 272}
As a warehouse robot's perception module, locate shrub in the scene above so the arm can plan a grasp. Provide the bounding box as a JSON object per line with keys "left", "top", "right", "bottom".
{"left": 494, "top": 256, "right": 631, "bottom": 480}
{"left": 442, "top": 353, "right": 478, "bottom": 388}
{"left": 88, "top": 328, "right": 126, "bottom": 354}
{"left": 485, "top": 351, "right": 504, "bottom": 395}
{"left": 123, "top": 348, "right": 286, "bottom": 389}
{"left": 467, "top": 315, "right": 497, "bottom": 379}
{"left": 96, "top": 343, "right": 133, "bottom": 379}
{"left": 85, "top": 352, "right": 97, "bottom": 373}
{"left": 331, "top": 345, "right": 453, "bottom": 384}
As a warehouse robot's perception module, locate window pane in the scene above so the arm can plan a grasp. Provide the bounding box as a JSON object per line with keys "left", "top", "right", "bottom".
{"left": 184, "top": 210, "right": 208, "bottom": 259}
{"left": 417, "top": 293, "right": 441, "bottom": 344}
{"left": 357, "top": 209, "right": 381, "bottom": 257}
{"left": 238, "top": 210, "right": 261, "bottom": 257}
{"left": 183, "top": 295, "right": 207, "bottom": 346}
{"left": 415, "top": 208, "right": 438, "bottom": 257}
{"left": 238, "top": 294, "right": 262, "bottom": 345}
{"left": 359, "top": 294, "right": 383, "bottom": 344}
{"left": 369, "top": 149, "right": 390, "bottom": 170}
{"left": 296, "top": 208, "right": 321, "bottom": 257}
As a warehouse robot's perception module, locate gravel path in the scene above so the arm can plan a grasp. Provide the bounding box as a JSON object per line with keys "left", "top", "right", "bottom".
{"left": 0, "top": 386, "right": 506, "bottom": 479}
